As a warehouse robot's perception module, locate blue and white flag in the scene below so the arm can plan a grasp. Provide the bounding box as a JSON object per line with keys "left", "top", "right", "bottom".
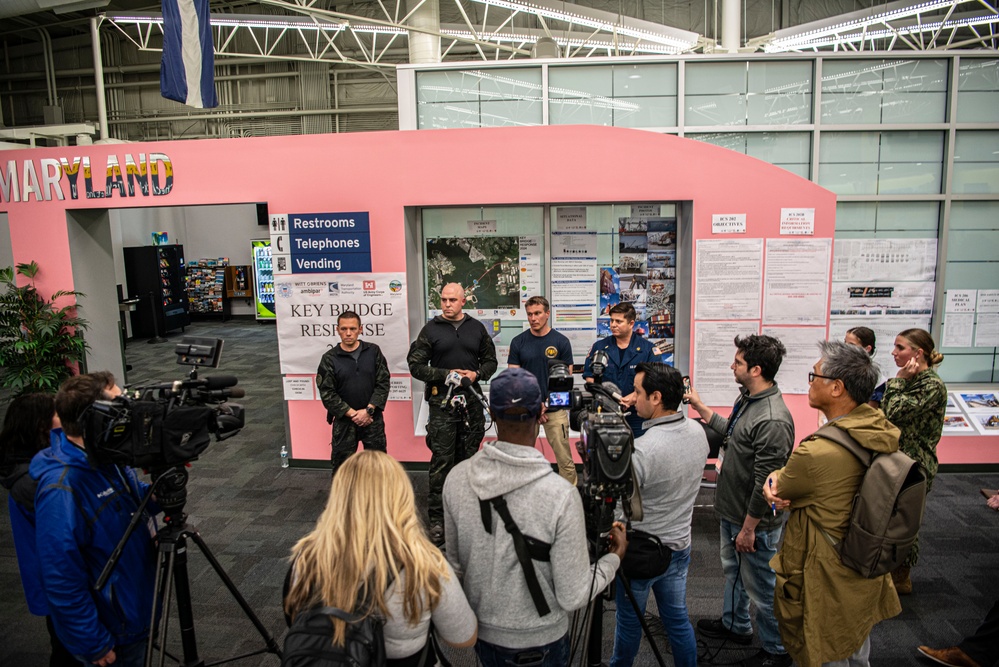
{"left": 161, "top": 0, "right": 218, "bottom": 108}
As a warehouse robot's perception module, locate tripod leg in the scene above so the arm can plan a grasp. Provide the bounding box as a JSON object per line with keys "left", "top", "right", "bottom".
{"left": 171, "top": 533, "right": 203, "bottom": 666}
{"left": 618, "top": 574, "right": 668, "bottom": 667}
{"left": 187, "top": 530, "right": 282, "bottom": 655}
{"left": 156, "top": 547, "right": 179, "bottom": 667}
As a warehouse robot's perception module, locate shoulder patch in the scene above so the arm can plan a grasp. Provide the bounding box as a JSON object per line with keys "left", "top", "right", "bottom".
{"left": 652, "top": 345, "right": 663, "bottom": 356}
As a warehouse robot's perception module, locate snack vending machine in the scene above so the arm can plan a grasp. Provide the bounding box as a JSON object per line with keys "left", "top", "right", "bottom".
{"left": 251, "top": 239, "right": 276, "bottom": 320}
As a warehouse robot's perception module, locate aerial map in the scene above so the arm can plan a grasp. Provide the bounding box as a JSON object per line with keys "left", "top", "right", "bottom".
{"left": 426, "top": 236, "right": 522, "bottom": 311}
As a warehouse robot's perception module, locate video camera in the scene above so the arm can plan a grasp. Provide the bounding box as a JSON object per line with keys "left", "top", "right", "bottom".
{"left": 84, "top": 337, "right": 245, "bottom": 474}
{"left": 548, "top": 353, "right": 635, "bottom": 551}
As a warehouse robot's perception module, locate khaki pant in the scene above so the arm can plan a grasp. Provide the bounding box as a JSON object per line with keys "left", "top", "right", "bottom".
{"left": 542, "top": 409, "right": 577, "bottom": 485}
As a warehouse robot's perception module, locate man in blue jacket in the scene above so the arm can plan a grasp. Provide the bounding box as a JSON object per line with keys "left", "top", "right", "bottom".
{"left": 31, "top": 372, "right": 159, "bottom": 667}
{"left": 583, "top": 302, "right": 666, "bottom": 437}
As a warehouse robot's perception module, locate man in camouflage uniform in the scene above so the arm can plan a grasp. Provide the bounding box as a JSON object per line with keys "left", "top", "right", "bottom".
{"left": 316, "top": 310, "right": 390, "bottom": 477}
{"left": 408, "top": 283, "right": 497, "bottom": 546}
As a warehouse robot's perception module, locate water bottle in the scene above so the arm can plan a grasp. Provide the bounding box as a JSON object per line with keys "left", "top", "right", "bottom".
{"left": 280, "top": 445, "right": 289, "bottom": 468}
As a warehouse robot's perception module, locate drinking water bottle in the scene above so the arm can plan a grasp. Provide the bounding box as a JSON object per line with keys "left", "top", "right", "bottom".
{"left": 280, "top": 445, "right": 289, "bottom": 468}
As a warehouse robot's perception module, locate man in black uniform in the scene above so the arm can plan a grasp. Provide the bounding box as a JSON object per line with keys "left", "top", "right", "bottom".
{"left": 316, "top": 310, "right": 390, "bottom": 477}
{"left": 408, "top": 282, "right": 497, "bottom": 545}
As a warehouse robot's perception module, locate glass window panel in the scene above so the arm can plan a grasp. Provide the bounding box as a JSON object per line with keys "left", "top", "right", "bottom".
{"left": 477, "top": 68, "right": 543, "bottom": 100}
{"left": 957, "top": 92, "right": 999, "bottom": 123}
{"left": 612, "top": 64, "right": 677, "bottom": 96}
{"left": 818, "top": 163, "right": 879, "bottom": 195}
{"left": 549, "top": 65, "right": 612, "bottom": 98}
{"left": 416, "top": 71, "right": 483, "bottom": 103}
{"left": 835, "top": 202, "right": 877, "bottom": 231}
{"left": 879, "top": 131, "right": 944, "bottom": 162}
{"left": 778, "top": 164, "right": 810, "bottom": 179}
{"left": 745, "top": 132, "right": 811, "bottom": 163}
{"left": 821, "top": 60, "right": 884, "bottom": 92}
{"left": 957, "top": 58, "right": 999, "bottom": 91}
{"left": 937, "top": 355, "right": 995, "bottom": 383}
{"left": 685, "top": 62, "right": 746, "bottom": 94}
{"left": 820, "top": 132, "right": 880, "bottom": 162}
{"left": 954, "top": 131, "right": 999, "bottom": 162}
{"left": 748, "top": 61, "right": 812, "bottom": 92}
{"left": 879, "top": 92, "right": 947, "bottom": 123}
{"left": 819, "top": 92, "right": 884, "bottom": 124}
{"left": 685, "top": 94, "right": 747, "bottom": 126}
{"left": 688, "top": 132, "right": 747, "bottom": 153}
{"left": 747, "top": 93, "right": 811, "bottom": 125}
{"left": 549, "top": 98, "right": 613, "bottom": 125}
{"left": 877, "top": 162, "right": 942, "bottom": 194}
{"left": 417, "top": 101, "right": 480, "bottom": 129}
{"left": 882, "top": 59, "right": 948, "bottom": 92}
{"left": 478, "top": 99, "right": 542, "bottom": 126}
{"left": 875, "top": 202, "right": 939, "bottom": 231}
{"left": 613, "top": 97, "right": 677, "bottom": 128}
{"left": 952, "top": 164, "right": 999, "bottom": 194}
{"left": 946, "top": 260, "right": 999, "bottom": 288}
{"left": 950, "top": 201, "right": 999, "bottom": 230}
{"left": 948, "top": 230, "right": 999, "bottom": 262}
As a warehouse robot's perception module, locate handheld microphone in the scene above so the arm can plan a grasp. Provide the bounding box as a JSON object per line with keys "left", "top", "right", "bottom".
{"left": 460, "top": 376, "right": 488, "bottom": 407}
{"left": 443, "top": 370, "right": 462, "bottom": 404}
{"left": 591, "top": 350, "right": 609, "bottom": 382}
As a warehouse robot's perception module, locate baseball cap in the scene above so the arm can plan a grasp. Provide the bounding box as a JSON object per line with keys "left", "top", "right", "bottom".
{"left": 489, "top": 368, "right": 543, "bottom": 421}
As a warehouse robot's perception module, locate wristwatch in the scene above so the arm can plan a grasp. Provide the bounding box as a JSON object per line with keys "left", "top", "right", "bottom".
{"left": 365, "top": 406, "right": 376, "bottom": 416}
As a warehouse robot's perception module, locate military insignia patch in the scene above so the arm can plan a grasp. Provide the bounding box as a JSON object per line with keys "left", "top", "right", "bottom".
{"left": 545, "top": 346, "right": 558, "bottom": 358}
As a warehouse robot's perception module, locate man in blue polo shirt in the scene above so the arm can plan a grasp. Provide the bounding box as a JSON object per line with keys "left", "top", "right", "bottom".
{"left": 583, "top": 302, "right": 666, "bottom": 437}
{"left": 507, "top": 295, "right": 576, "bottom": 484}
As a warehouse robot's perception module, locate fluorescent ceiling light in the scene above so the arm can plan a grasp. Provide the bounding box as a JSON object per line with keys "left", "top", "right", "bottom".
{"left": 766, "top": 0, "right": 976, "bottom": 50}
{"left": 765, "top": 14, "right": 999, "bottom": 51}
{"left": 463, "top": 0, "right": 698, "bottom": 50}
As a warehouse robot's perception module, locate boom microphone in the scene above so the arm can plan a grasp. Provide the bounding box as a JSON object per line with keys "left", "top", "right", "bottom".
{"left": 460, "top": 376, "right": 488, "bottom": 407}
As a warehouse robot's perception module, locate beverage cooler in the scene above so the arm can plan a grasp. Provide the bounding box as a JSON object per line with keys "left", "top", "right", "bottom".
{"left": 251, "top": 239, "right": 276, "bottom": 320}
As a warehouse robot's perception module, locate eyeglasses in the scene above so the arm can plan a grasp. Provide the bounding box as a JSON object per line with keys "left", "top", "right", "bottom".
{"left": 808, "top": 371, "right": 838, "bottom": 383}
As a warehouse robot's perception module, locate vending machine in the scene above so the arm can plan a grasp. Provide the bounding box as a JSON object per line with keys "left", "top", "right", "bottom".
{"left": 251, "top": 239, "right": 276, "bottom": 320}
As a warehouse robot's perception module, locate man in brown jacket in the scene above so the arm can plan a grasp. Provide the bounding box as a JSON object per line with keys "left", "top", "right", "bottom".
{"left": 764, "top": 341, "right": 902, "bottom": 667}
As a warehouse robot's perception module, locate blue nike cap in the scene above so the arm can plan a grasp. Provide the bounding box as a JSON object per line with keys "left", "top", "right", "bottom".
{"left": 489, "top": 367, "right": 543, "bottom": 421}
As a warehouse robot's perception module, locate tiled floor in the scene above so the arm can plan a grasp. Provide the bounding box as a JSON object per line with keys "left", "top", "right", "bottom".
{"left": 1, "top": 318, "right": 998, "bottom": 666}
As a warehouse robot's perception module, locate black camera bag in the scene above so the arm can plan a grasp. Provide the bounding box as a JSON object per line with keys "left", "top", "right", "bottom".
{"left": 621, "top": 529, "right": 672, "bottom": 580}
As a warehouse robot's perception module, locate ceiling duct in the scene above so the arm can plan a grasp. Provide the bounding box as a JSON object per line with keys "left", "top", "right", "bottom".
{"left": 0, "top": 0, "right": 110, "bottom": 20}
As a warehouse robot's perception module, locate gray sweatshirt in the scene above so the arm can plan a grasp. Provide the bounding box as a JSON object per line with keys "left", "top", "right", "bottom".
{"left": 443, "top": 441, "right": 621, "bottom": 649}
{"left": 629, "top": 413, "right": 710, "bottom": 551}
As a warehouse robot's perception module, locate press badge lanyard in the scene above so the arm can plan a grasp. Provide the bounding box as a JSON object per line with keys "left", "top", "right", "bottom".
{"left": 716, "top": 394, "right": 748, "bottom": 473}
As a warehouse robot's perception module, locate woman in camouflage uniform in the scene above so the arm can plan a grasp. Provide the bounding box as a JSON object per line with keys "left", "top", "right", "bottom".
{"left": 881, "top": 328, "right": 947, "bottom": 595}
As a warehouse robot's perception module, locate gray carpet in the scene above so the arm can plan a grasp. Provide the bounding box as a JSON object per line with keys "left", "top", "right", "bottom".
{"left": 1, "top": 319, "right": 997, "bottom": 666}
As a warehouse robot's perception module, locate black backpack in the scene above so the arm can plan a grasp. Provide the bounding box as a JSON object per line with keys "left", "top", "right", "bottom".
{"left": 811, "top": 424, "right": 927, "bottom": 579}
{"left": 282, "top": 605, "right": 387, "bottom": 667}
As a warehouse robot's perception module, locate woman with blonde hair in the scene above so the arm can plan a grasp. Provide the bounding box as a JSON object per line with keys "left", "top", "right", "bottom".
{"left": 881, "top": 327, "right": 947, "bottom": 595}
{"left": 284, "top": 450, "right": 476, "bottom": 665}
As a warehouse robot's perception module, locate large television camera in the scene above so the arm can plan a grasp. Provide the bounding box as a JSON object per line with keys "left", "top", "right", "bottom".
{"left": 84, "top": 337, "right": 245, "bottom": 477}
{"left": 549, "top": 352, "right": 636, "bottom": 547}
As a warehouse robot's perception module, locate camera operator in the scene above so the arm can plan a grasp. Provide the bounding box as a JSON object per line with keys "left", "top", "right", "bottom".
{"left": 407, "top": 282, "right": 497, "bottom": 547}
{"left": 507, "top": 295, "right": 577, "bottom": 485}
{"left": 316, "top": 310, "right": 390, "bottom": 478}
{"left": 583, "top": 303, "right": 666, "bottom": 438}
{"left": 30, "top": 372, "right": 159, "bottom": 667}
{"left": 442, "top": 368, "right": 627, "bottom": 667}
{"left": 610, "top": 363, "right": 709, "bottom": 667}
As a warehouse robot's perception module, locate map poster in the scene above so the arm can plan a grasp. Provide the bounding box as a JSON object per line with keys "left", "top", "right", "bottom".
{"left": 274, "top": 273, "right": 409, "bottom": 375}
{"left": 426, "top": 236, "right": 526, "bottom": 320}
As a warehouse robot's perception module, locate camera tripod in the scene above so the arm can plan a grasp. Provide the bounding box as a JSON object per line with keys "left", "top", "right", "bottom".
{"left": 98, "top": 466, "right": 281, "bottom": 667}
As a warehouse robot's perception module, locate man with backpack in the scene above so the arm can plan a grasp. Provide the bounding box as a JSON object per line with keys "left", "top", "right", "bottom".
{"left": 442, "top": 368, "right": 627, "bottom": 667}
{"left": 764, "top": 341, "right": 902, "bottom": 666}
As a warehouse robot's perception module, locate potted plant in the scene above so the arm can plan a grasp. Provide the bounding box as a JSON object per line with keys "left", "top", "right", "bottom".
{"left": 0, "top": 261, "right": 90, "bottom": 397}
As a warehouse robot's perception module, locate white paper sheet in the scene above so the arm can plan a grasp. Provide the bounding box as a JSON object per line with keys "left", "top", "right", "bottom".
{"left": 779, "top": 208, "right": 815, "bottom": 235}
{"left": 830, "top": 281, "right": 935, "bottom": 316}
{"left": 942, "top": 313, "right": 974, "bottom": 348}
{"left": 976, "top": 313, "right": 999, "bottom": 347}
{"left": 695, "top": 239, "right": 763, "bottom": 320}
{"left": 946, "top": 289, "right": 978, "bottom": 313}
{"left": 552, "top": 232, "right": 597, "bottom": 258}
{"left": 978, "top": 290, "right": 999, "bottom": 314}
{"left": 832, "top": 239, "right": 937, "bottom": 282}
{"left": 389, "top": 377, "right": 412, "bottom": 401}
{"left": 761, "top": 326, "right": 827, "bottom": 395}
{"left": 692, "top": 321, "right": 760, "bottom": 408}
{"left": 763, "top": 238, "right": 831, "bottom": 325}
{"left": 712, "top": 214, "right": 746, "bottom": 234}
{"left": 283, "top": 376, "right": 315, "bottom": 400}
{"left": 555, "top": 206, "right": 587, "bottom": 231}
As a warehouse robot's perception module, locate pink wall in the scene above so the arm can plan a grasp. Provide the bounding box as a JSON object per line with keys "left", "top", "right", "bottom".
{"left": 0, "top": 125, "right": 988, "bottom": 465}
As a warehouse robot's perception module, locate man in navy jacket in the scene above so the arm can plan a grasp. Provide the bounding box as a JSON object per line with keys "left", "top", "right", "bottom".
{"left": 31, "top": 373, "right": 159, "bottom": 667}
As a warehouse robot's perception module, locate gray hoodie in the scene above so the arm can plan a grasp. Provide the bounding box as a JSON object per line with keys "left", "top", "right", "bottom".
{"left": 443, "top": 441, "right": 621, "bottom": 649}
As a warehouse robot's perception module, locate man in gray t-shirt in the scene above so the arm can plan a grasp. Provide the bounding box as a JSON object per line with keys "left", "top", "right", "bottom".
{"left": 610, "top": 362, "right": 708, "bottom": 667}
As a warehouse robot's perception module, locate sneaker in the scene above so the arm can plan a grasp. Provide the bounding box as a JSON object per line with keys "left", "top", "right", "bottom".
{"left": 741, "top": 648, "right": 792, "bottom": 667}
{"left": 917, "top": 646, "right": 982, "bottom": 667}
{"left": 429, "top": 523, "right": 445, "bottom": 547}
{"left": 695, "top": 618, "right": 753, "bottom": 645}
